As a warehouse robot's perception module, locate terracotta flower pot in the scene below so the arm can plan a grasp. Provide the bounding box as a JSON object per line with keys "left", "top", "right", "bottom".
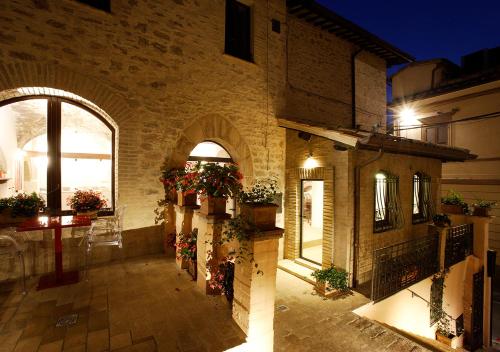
{"left": 166, "top": 189, "right": 178, "bottom": 203}
{"left": 77, "top": 210, "right": 98, "bottom": 220}
{"left": 472, "top": 207, "right": 489, "bottom": 217}
{"left": 177, "top": 191, "right": 197, "bottom": 207}
{"left": 199, "top": 196, "right": 227, "bottom": 215}
{"left": 240, "top": 203, "right": 278, "bottom": 230}
{"left": 435, "top": 332, "right": 454, "bottom": 346}
{"left": 314, "top": 281, "right": 345, "bottom": 299}
{"left": 441, "top": 204, "right": 464, "bottom": 215}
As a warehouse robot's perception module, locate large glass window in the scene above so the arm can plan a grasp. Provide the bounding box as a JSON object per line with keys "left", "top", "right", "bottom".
{"left": 0, "top": 97, "right": 114, "bottom": 214}
{"left": 300, "top": 180, "right": 324, "bottom": 265}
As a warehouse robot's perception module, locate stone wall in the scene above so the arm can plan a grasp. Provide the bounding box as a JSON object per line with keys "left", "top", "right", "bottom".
{"left": 0, "top": 0, "right": 287, "bottom": 232}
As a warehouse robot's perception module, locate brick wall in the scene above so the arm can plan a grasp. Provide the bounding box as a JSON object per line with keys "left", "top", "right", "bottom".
{"left": 356, "top": 150, "right": 442, "bottom": 284}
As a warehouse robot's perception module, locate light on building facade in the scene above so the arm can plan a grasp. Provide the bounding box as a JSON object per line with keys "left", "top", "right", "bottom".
{"left": 303, "top": 153, "right": 318, "bottom": 169}
{"left": 398, "top": 107, "right": 418, "bottom": 126}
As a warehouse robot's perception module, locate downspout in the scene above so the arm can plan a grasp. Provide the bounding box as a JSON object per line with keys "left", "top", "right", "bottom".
{"left": 352, "top": 146, "right": 383, "bottom": 288}
{"left": 351, "top": 49, "right": 363, "bottom": 129}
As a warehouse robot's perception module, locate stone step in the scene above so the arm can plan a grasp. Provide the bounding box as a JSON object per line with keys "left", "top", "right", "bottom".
{"left": 277, "top": 260, "right": 316, "bottom": 285}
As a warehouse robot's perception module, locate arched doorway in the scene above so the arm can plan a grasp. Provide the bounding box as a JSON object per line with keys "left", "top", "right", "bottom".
{"left": 0, "top": 93, "right": 116, "bottom": 214}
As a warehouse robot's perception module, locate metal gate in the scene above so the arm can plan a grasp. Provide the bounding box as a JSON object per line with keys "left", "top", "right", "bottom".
{"left": 470, "top": 269, "right": 484, "bottom": 351}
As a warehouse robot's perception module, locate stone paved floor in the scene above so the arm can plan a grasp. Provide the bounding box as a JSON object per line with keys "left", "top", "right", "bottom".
{"left": 274, "top": 269, "right": 431, "bottom": 352}
{"left": 0, "top": 255, "right": 436, "bottom": 352}
{"left": 0, "top": 256, "right": 245, "bottom": 352}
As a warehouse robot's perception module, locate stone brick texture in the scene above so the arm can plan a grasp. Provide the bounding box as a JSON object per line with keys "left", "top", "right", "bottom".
{"left": 0, "top": 0, "right": 388, "bottom": 235}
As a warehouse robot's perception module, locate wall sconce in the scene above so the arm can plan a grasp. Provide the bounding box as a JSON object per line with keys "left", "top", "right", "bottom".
{"left": 304, "top": 152, "right": 318, "bottom": 169}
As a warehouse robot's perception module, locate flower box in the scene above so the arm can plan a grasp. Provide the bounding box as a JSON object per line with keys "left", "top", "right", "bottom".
{"left": 177, "top": 191, "right": 197, "bottom": 207}
{"left": 240, "top": 203, "right": 278, "bottom": 230}
{"left": 435, "top": 332, "right": 461, "bottom": 347}
{"left": 199, "top": 196, "right": 226, "bottom": 215}
{"left": 0, "top": 209, "right": 35, "bottom": 226}
{"left": 314, "top": 281, "right": 346, "bottom": 299}
{"left": 442, "top": 204, "right": 464, "bottom": 214}
{"left": 472, "top": 207, "right": 489, "bottom": 217}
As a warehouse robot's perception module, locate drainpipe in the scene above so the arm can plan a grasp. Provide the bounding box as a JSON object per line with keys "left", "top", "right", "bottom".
{"left": 351, "top": 49, "right": 363, "bottom": 129}
{"left": 352, "top": 146, "right": 383, "bottom": 288}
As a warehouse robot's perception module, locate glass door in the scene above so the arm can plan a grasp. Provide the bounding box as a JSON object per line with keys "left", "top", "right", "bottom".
{"left": 300, "top": 180, "right": 324, "bottom": 265}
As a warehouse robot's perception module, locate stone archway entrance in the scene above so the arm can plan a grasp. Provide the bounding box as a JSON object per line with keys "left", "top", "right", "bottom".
{"left": 167, "top": 114, "right": 254, "bottom": 184}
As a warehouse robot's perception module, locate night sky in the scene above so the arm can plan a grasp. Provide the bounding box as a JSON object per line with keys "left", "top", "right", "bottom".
{"left": 317, "top": 0, "right": 500, "bottom": 74}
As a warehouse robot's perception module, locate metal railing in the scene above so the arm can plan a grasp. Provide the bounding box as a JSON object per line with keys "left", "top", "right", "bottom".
{"left": 371, "top": 234, "right": 439, "bottom": 301}
{"left": 445, "top": 224, "right": 473, "bottom": 268}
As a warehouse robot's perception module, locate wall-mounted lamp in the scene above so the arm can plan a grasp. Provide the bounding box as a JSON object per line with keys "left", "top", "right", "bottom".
{"left": 304, "top": 152, "right": 318, "bottom": 169}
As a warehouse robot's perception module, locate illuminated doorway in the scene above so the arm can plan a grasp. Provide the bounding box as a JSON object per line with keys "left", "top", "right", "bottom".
{"left": 300, "top": 180, "right": 323, "bottom": 265}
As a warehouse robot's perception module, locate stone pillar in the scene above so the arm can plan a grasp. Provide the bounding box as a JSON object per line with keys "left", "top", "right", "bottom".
{"left": 194, "top": 211, "right": 230, "bottom": 293}
{"left": 163, "top": 203, "right": 176, "bottom": 255}
{"left": 232, "top": 229, "right": 283, "bottom": 352}
{"left": 174, "top": 205, "right": 196, "bottom": 269}
{"left": 467, "top": 216, "right": 492, "bottom": 349}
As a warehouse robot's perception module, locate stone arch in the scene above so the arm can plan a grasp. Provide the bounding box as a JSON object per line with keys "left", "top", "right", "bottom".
{"left": 0, "top": 61, "right": 134, "bottom": 125}
{"left": 168, "top": 114, "right": 254, "bottom": 182}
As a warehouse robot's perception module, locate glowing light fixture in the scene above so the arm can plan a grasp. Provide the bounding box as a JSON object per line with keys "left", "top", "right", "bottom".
{"left": 375, "top": 172, "right": 386, "bottom": 180}
{"left": 398, "top": 107, "right": 418, "bottom": 125}
{"left": 304, "top": 153, "right": 318, "bottom": 169}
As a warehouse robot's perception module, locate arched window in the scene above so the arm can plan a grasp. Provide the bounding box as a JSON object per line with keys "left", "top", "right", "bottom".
{"left": 413, "top": 172, "right": 432, "bottom": 223}
{"left": 0, "top": 97, "right": 115, "bottom": 214}
{"left": 374, "top": 171, "right": 403, "bottom": 233}
{"left": 188, "top": 141, "right": 236, "bottom": 215}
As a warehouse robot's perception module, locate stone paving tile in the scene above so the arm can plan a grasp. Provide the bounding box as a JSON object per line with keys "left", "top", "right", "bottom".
{"left": 274, "top": 269, "right": 430, "bottom": 352}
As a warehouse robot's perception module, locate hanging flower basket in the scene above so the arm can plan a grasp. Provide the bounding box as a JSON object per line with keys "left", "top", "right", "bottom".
{"left": 199, "top": 196, "right": 227, "bottom": 215}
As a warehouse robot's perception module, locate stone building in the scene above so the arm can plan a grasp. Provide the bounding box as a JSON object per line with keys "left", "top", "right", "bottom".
{"left": 391, "top": 46, "right": 500, "bottom": 262}
{"left": 0, "top": 1, "right": 491, "bottom": 350}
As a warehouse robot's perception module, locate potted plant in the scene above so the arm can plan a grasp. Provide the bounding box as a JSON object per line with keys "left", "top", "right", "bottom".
{"left": 177, "top": 229, "right": 197, "bottom": 280}
{"left": 160, "top": 167, "right": 180, "bottom": 203}
{"left": 207, "top": 256, "right": 235, "bottom": 301}
{"left": 238, "top": 178, "right": 279, "bottom": 230}
{"left": 472, "top": 200, "right": 496, "bottom": 217}
{"left": 67, "top": 189, "right": 107, "bottom": 219}
{"left": 196, "top": 162, "right": 242, "bottom": 215}
{"left": 311, "top": 266, "right": 349, "bottom": 299}
{"left": 441, "top": 190, "right": 468, "bottom": 214}
{"left": 175, "top": 165, "right": 198, "bottom": 207}
{"left": 0, "top": 192, "right": 45, "bottom": 225}
{"left": 432, "top": 214, "right": 451, "bottom": 227}
{"left": 435, "top": 311, "right": 455, "bottom": 346}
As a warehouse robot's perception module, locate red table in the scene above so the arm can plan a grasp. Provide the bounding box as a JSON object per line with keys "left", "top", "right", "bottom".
{"left": 17, "top": 215, "right": 92, "bottom": 290}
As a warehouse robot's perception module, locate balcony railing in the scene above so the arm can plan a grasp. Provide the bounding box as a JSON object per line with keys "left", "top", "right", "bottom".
{"left": 371, "top": 234, "right": 440, "bottom": 302}
{"left": 445, "top": 224, "right": 473, "bottom": 268}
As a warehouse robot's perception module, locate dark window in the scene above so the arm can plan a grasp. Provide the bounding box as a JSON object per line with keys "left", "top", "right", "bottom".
{"left": 374, "top": 171, "right": 404, "bottom": 233}
{"left": 75, "top": 0, "right": 111, "bottom": 12}
{"left": 271, "top": 19, "right": 281, "bottom": 33}
{"left": 423, "top": 125, "right": 448, "bottom": 145}
{"left": 412, "top": 172, "right": 433, "bottom": 223}
{"left": 225, "top": 0, "right": 252, "bottom": 61}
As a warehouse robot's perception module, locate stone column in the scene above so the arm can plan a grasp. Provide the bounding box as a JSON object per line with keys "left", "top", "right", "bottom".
{"left": 232, "top": 228, "right": 283, "bottom": 352}
{"left": 194, "top": 211, "right": 230, "bottom": 293}
{"left": 468, "top": 216, "right": 492, "bottom": 349}
{"left": 174, "top": 205, "right": 196, "bottom": 269}
{"left": 163, "top": 203, "right": 176, "bottom": 255}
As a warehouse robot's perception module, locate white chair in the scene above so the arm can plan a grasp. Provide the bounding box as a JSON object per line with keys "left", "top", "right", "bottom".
{"left": 0, "top": 228, "right": 28, "bottom": 294}
{"left": 83, "top": 206, "right": 126, "bottom": 278}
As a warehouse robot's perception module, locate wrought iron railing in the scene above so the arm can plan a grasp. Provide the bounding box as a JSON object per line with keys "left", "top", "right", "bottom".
{"left": 445, "top": 224, "right": 473, "bottom": 268}
{"left": 371, "top": 234, "right": 439, "bottom": 302}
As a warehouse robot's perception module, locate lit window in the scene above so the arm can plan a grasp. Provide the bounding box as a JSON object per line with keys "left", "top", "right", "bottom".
{"left": 374, "top": 171, "right": 403, "bottom": 233}
{"left": 413, "top": 172, "right": 433, "bottom": 223}
{"left": 0, "top": 97, "right": 114, "bottom": 214}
